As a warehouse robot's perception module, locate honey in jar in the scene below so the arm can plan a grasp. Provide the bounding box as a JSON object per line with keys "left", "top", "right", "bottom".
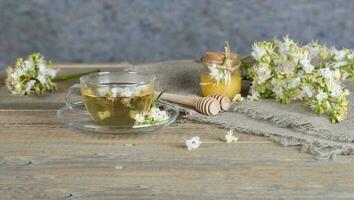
{"left": 200, "top": 42, "right": 242, "bottom": 99}
{"left": 200, "top": 70, "right": 242, "bottom": 98}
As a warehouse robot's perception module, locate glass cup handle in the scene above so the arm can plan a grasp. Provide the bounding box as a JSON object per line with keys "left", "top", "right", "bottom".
{"left": 65, "top": 84, "right": 89, "bottom": 114}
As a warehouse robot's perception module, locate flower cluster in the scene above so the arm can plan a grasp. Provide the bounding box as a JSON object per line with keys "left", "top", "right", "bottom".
{"left": 134, "top": 107, "right": 169, "bottom": 126}
{"left": 5, "top": 53, "right": 57, "bottom": 95}
{"left": 207, "top": 64, "right": 231, "bottom": 84}
{"left": 247, "top": 36, "right": 354, "bottom": 123}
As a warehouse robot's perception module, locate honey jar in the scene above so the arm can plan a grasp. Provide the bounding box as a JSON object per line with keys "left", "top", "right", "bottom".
{"left": 200, "top": 42, "right": 242, "bottom": 99}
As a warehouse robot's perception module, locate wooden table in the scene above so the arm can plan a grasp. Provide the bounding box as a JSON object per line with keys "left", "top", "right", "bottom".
{"left": 1, "top": 64, "right": 354, "bottom": 199}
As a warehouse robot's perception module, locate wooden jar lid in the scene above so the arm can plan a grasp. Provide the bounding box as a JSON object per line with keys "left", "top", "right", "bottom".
{"left": 201, "top": 51, "right": 240, "bottom": 67}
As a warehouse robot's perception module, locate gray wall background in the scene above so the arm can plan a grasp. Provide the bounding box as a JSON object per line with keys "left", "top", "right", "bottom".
{"left": 1, "top": 0, "right": 354, "bottom": 69}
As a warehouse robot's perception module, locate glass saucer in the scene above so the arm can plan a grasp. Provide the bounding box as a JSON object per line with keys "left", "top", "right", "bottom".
{"left": 57, "top": 101, "right": 179, "bottom": 134}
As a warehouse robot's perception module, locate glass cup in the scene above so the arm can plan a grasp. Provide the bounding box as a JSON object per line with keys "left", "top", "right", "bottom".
{"left": 65, "top": 71, "right": 155, "bottom": 126}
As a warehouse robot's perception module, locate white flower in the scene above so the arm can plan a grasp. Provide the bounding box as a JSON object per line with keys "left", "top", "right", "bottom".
{"left": 25, "top": 80, "right": 36, "bottom": 93}
{"left": 334, "top": 69, "right": 341, "bottom": 80}
{"left": 133, "top": 107, "right": 169, "bottom": 126}
{"left": 134, "top": 113, "right": 145, "bottom": 123}
{"left": 279, "top": 42, "right": 290, "bottom": 56}
{"left": 232, "top": 94, "right": 244, "bottom": 102}
{"left": 302, "top": 85, "right": 313, "bottom": 98}
{"left": 277, "top": 60, "right": 295, "bottom": 75}
{"left": 5, "top": 53, "right": 57, "bottom": 95}
{"left": 247, "top": 93, "right": 260, "bottom": 101}
{"left": 47, "top": 68, "right": 57, "bottom": 78}
{"left": 251, "top": 43, "right": 267, "bottom": 61}
{"left": 306, "top": 42, "right": 321, "bottom": 57}
{"left": 334, "top": 49, "right": 347, "bottom": 61}
{"left": 315, "top": 89, "right": 328, "bottom": 101}
{"left": 185, "top": 136, "right": 202, "bottom": 150}
{"left": 272, "top": 85, "right": 284, "bottom": 97}
{"left": 248, "top": 84, "right": 261, "bottom": 101}
{"left": 300, "top": 57, "right": 314, "bottom": 73}
{"left": 24, "top": 60, "right": 32, "bottom": 70}
{"left": 224, "top": 129, "right": 238, "bottom": 143}
{"left": 279, "top": 36, "right": 294, "bottom": 55}
{"left": 150, "top": 107, "right": 168, "bottom": 121}
{"left": 330, "top": 84, "right": 342, "bottom": 97}
{"left": 320, "top": 67, "right": 333, "bottom": 79}
{"left": 38, "top": 63, "right": 47, "bottom": 74}
{"left": 255, "top": 63, "right": 272, "bottom": 83}
{"left": 327, "top": 79, "right": 335, "bottom": 91}
{"left": 348, "top": 52, "right": 354, "bottom": 60}
{"left": 290, "top": 77, "right": 301, "bottom": 88}
{"left": 14, "top": 67, "right": 25, "bottom": 77}
{"left": 248, "top": 36, "right": 354, "bottom": 122}
{"left": 208, "top": 64, "right": 224, "bottom": 84}
{"left": 37, "top": 74, "right": 46, "bottom": 85}
{"left": 38, "top": 62, "right": 56, "bottom": 78}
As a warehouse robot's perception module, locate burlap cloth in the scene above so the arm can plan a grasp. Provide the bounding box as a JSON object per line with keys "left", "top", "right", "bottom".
{"left": 128, "top": 60, "right": 354, "bottom": 160}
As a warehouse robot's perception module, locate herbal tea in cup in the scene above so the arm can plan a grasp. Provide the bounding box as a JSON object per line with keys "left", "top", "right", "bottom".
{"left": 65, "top": 71, "right": 155, "bottom": 126}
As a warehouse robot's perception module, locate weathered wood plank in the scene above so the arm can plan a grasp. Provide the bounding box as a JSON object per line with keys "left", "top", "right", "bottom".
{"left": 0, "top": 124, "right": 271, "bottom": 145}
{"left": 0, "top": 142, "right": 354, "bottom": 199}
{"left": 0, "top": 109, "right": 271, "bottom": 144}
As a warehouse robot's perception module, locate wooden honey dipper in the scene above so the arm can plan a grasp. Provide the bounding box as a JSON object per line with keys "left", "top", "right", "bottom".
{"left": 207, "top": 93, "right": 231, "bottom": 111}
{"left": 157, "top": 92, "right": 231, "bottom": 116}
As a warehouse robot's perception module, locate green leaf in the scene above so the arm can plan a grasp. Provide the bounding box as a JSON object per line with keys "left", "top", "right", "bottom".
{"left": 153, "top": 90, "right": 167, "bottom": 107}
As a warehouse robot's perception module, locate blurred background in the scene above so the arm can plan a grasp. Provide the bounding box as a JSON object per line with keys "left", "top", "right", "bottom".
{"left": 1, "top": 0, "right": 354, "bottom": 69}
